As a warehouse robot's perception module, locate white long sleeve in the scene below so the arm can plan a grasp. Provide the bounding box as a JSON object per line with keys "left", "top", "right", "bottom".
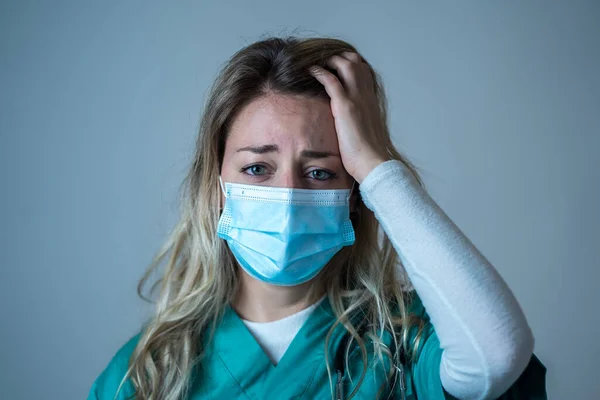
{"left": 359, "top": 159, "right": 534, "bottom": 400}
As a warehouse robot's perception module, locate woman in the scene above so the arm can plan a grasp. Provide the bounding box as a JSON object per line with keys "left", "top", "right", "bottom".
{"left": 88, "top": 37, "right": 546, "bottom": 399}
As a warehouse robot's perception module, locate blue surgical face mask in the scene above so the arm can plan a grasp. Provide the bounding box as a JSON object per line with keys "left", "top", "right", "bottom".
{"left": 217, "top": 178, "right": 356, "bottom": 286}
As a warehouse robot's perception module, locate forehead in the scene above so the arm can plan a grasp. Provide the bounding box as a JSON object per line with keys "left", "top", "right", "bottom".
{"left": 226, "top": 93, "right": 338, "bottom": 149}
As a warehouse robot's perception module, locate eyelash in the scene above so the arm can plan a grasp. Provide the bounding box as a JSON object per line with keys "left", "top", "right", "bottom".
{"left": 240, "top": 164, "right": 270, "bottom": 177}
{"left": 240, "top": 164, "right": 337, "bottom": 181}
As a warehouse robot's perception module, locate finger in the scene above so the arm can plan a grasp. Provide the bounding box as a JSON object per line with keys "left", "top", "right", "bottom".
{"left": 323, "top": 54, "right": 361, "bottom": 96}
{"left": 339, "top": 51, "right": 363, "bottom": 64}
{"left": 308, "top": 65, "right": 347, "bottom": 101}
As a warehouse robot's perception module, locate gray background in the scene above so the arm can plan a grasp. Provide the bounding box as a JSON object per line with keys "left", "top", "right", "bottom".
{"left": 1, "top": 1, "right": 598, "bottom": 399}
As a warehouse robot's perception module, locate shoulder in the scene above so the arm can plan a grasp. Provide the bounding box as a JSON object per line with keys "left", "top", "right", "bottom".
{"left": 398, "top": 292, "right": 454, "bottom": 399}
{"left": 87, "top": 333, "right": 141, "bottom": 400}
{"left": 405, "top": 291, "right": 426, "bottom": 317}
{"left": 400, "top": 292, "right": 438, "bottom": 363}
{"left": 402, "top": 290, "right": 431, "bottom": 340}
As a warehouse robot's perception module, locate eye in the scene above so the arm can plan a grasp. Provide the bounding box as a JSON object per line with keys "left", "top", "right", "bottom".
{"left": 307, "top": 169, "right": 336, "bottom": 181}
{"left": 241, "top": 164, "right": 268, "bottom": 176}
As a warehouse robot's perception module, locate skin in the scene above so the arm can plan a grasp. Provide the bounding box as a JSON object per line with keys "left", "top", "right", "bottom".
{"left": 220, "top": 51, "right": 389, "bottom": 322}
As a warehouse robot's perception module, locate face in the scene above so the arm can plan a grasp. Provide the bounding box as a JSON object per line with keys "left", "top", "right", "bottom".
{"left": 220, "top": 93, "right": 355, "bottom": 192}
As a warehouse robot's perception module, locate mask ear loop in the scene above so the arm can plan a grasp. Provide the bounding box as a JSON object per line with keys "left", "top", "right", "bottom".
{"left": 218, "top": 176, "right": 227, "bottom": 198}
{"left": 218, "top": 176, "right": 228, "bottom": 213}
{"left": 348, "top": 180, "right": 361, "bottom": 225}
{"left": 346, "top": 180, "right": 356, "bottom": 203}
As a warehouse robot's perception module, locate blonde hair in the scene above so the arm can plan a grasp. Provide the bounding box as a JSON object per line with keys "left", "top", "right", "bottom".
{"left": 119, "top": 36, "right": 429, "bottom": 400}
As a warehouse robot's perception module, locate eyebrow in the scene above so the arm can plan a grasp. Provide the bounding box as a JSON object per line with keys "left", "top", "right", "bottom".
{"left": 300, "top": 150, "right": 338, "bottom": 159}
{"left": 236, "top": 145, "right": 338, "bottom": 159}
{"left": 236, "top": 145, "right": 279, "bottom": 154}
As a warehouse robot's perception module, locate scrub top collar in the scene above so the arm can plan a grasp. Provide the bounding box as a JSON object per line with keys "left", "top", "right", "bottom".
{"left": 208, "top": 296, "right": 347, "bottom": 399}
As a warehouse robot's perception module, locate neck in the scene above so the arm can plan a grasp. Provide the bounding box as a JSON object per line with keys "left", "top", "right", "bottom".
{"left": 233, "top": 268, "right": 325, "bottom": 322}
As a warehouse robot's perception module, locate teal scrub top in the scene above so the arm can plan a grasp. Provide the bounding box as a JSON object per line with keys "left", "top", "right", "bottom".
{"left": 88, "top": 295, "right": 547, "bottom": 399}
